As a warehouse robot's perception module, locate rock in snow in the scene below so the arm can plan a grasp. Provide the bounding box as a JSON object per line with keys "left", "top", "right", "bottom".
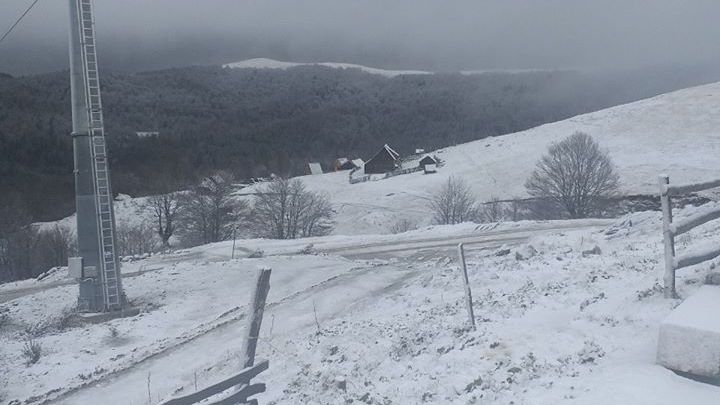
{"left": 514, "top": 245, "right": 537, "bottom": 261}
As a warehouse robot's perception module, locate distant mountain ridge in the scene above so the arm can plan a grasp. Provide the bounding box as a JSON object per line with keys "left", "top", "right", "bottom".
{"left": 224, "top": 58, "right": 432, "bottom": 77}
{"left": 223, "top": 57, "right": 567, "bottom": 77}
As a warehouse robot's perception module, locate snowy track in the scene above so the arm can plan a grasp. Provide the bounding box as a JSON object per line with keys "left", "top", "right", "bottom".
{"left": 44, "top": 263, "right": 418, "bottom": 405}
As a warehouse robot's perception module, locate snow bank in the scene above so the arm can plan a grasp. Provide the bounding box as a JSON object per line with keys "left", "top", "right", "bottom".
{"left": 657, "top": 285, "right": 720, "bottom": 378}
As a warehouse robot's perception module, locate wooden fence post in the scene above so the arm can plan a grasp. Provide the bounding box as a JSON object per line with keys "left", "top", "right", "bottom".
{"left": 241, "top": 268, "right": 272, "bottom": 369}
{"left": 457, "top": 244, "right": 476, "bottom": 330}
{"left": 659, "top": 175, "right": 677, "bottom": 298}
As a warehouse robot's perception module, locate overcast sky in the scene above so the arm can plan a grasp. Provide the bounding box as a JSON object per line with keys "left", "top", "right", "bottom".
{"left": 1, "top": 0, "right": 720, "bottom": 75}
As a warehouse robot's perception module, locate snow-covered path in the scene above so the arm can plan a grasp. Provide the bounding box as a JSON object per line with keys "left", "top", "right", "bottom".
{"left": 46, "top": 262, "right": 417, "bottom": 405}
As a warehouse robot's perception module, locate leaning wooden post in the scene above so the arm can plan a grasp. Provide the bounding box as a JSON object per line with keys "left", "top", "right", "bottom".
{"left": 241, "top": 268, "right": 272, "bottom": 369}
{"left": 659, "top": 175, "right": 677, "bottom": 298}
{"left": 457, "top": 244, "right": 476, "bottom": 330}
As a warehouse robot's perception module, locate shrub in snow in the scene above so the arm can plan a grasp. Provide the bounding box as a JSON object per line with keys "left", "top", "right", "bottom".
{"left": 706, "top": 272, "right": 720, "bottom": 285}
{"left": 581, "top": 245, "right": 602, "bottom": 257}
{"left": 429, "top": 176, "right": 478, "bottom": 225}
{"left": 300, "top": 244, "right": 317, "bottom": 255}
{"left": 577, "top": 340, "right": 605, "bottom": 364}
{"left": 22, "top": 338, "right": 42, "bottom": 366}
{"left": 248, "top": 249, "right": 265, "bottom": 258}
{"left": 0, "top": 308, "right": 9, "bottom": 331}
{"left": 108, "top": 325, "right": 120, "bottom": 339}
{"left": 514, "top": 245, "right": 537, "bottom": 261}
{"left": 55, "top": 308, "right": 78, "bottom": 331}
{"left": 495, "top": 247, "right": 511, "bottom": 256}
{"left": 389, "top": 218, "right": 416, "bottom": 234}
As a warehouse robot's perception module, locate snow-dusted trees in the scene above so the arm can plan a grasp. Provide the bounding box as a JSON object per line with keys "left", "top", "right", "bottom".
{"left": 148, "top": 189, "right": 183, "bottom": 249}
{"left": 525, "top": 132, "right": 619, "bottom": 219}
{"left": 180, "top": 171, "right": 246, "bottom": 245}
{"left": 429, "top": 176, "right": 478, "bottom": 225}
{"left": 115, "top": 222, "right": 157, "bottom": 257}
{"left": 251, "top": 178, "right": 334, "bottom": 239}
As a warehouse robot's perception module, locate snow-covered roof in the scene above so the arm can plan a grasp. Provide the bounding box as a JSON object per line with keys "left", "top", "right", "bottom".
{"left": 308, "top": 162, "right": 323, "bottom": 175}
{"left": 383, "top": 144, "right": 400, "bottom": 160}
{"left": 352, "top": 159, "right": 364, "bottom": 167}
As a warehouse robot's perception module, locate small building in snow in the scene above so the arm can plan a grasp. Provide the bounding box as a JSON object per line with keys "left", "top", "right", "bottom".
{"left": 306, "top": 162, "right": 323, "bottom": 175}
{"left": 415, "top": 148, "right": 425, "bottom": 154}
{"left": 351, "top": 158, "right": 364, "bottom": 169}
{"left": 332, "top": 157, "right": 356, "bottom": 171}
{"left": 136, "top": 131, "right": 160, "bottom": 138}
{"left": 364, "top": 144, "right": 400, "bottom": 174}
{"left": 419, "top": 155, "right": 438, "bottom": 174}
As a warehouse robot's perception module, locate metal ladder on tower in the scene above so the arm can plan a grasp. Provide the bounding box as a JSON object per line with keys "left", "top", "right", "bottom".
{"left": 77, "top": 0, "right": 122, "bottom": 311}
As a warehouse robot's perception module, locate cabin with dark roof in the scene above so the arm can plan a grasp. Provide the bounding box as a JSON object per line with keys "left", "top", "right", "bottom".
{"left": 364, "top": 144, "right": 400, "bottom": 174}
{"left": 419, "top": 155, "right": 437, "bottom": 169}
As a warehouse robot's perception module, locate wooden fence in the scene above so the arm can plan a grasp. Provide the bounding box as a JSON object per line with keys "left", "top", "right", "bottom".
{"left": 659, "top": 175, "right": 720, "bottom": 298}
{"left": 158, "top": 269, "right": 272, "bottom": 405}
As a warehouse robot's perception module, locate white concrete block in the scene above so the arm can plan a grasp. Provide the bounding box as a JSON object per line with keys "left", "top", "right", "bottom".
{"left": 657, "top": 285, "right": 720, "bottom": 378}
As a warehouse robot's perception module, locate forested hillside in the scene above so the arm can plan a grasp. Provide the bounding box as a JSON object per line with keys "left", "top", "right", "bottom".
{"left": 1, "top": 64, "right": 718, "bottom": 221}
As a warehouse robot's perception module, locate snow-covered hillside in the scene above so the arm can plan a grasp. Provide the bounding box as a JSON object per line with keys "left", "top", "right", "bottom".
{"left": 3, "top": 207, "right": 720, "bottom": 404}
{"left": 258, "top": 81, "right": 720, "bottom": 234}
{"left": 40, "top": 82, "right": 720, "bottom": 238}
{"left": 223, "top": 58, "right": 432, "bottom": 77}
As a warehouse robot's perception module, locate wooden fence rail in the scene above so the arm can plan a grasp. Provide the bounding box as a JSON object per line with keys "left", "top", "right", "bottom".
{"left": 159, "top": 361, "right": 268, "bottom": 405}
{"left": 158, "top": 268, "right": 272, "bottom": 405}
{"left": 659, "top": 175, "right": 720, "bottom": 298}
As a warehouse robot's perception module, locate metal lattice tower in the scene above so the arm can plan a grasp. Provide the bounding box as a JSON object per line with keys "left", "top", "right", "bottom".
{"left": 69, "top": 0, "right": 123, "bottom": 312}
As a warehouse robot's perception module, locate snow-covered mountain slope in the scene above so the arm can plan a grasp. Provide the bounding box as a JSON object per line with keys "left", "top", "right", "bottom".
{"left": 4, "top": 208, "right": 720, "bottom": 404}
{"left": 266, "top": 81, "right": 720, "bottom": 234}
{"left": 223, "top": 58, "right": 431, "bottom": 77}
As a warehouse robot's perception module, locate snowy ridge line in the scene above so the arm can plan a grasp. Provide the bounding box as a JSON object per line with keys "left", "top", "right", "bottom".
{"left": 35, "top": 263, "right": 375, "bottom": 405}
{"left": 223, "top": 58, "right": 432, "bottom": 77}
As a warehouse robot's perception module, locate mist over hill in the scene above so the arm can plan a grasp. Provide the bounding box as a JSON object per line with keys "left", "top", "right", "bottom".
{"left": 2, "top": 63, "right": 720, "bottom": 221}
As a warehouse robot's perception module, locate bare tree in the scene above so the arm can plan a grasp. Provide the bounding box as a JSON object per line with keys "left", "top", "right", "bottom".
{"left": 429, "top": 176, "right": 478, "bottom": 225}
{"left": 180, "top": 171, "right": 246, "bottom": 245}
{"left": 506, "top": 197, "right": 524, "bottom": 222}
{"left": 479, "top": 196, "right": 504, "bottom": 223}
{"left": 525, "top": 132, "right": 620, "bottom": 219}
{"left": 148, "top": 191, "right": 183, "bottom": 249}
{"left": 0, "top": 196, "right": 34, "bottom": 282}
{"left": 34, "top": 224, "right": 76, "bottom": 272}
{"left": 116, "top": 222, "right": 158, "bottom": 257}
{"left": 251, "top": 178, "right": 334, "bottom": 239}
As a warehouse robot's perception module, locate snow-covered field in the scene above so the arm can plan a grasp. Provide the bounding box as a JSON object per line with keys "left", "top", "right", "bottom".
{"left": 236, "top": 81, "right": 720, "bottom": 235}
{"left": 2, "top": 204, "right": 720, "bottom": 404}
{"left": 38, "top": 81, "right": 720, "bottom": 238}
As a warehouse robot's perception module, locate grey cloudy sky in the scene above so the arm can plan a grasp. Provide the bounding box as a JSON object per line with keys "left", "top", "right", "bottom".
{"left": 1, "top": 0, "right": 719, "bottom": 75}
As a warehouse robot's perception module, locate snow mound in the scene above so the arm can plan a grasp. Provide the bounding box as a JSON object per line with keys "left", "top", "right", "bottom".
{"left": 657, "top": 285, "right": 720, "bottom": 378}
